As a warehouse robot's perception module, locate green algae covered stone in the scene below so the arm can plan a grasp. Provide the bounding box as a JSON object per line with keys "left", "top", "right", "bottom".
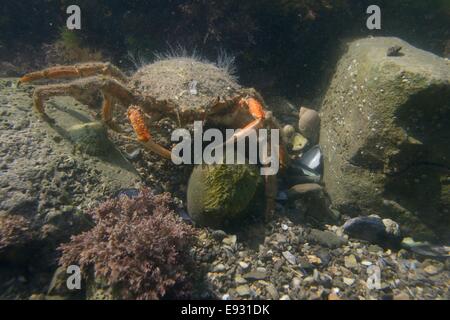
{"left": 187, "top": 164, "right": 262, "bottom": 228}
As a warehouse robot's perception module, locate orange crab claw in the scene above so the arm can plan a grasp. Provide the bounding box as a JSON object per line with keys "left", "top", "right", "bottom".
{"left": 239, "top": 97, "right": 266, "bottom": 120}
{"left": 127, "top": 106, "right": 173, "bottom": 160}
{"left": 127, "top": 106, "right": 151, "bottom": 142}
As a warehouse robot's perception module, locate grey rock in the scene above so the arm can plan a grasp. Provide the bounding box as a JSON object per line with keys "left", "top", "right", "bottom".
{"left": 299, "top": 107, "right": 321, "bottom": 145}
{"left": 287, "top": 183, "right": 323, "bottom": 199}
{"left": 213, "top": 264, "right": 226, "bottom": 272}
{"left": 211, "top": 230, "right": 227, "bottom": 241}
{"left": 306, "top": 229, "right": 347, "bottom": 248}
{"left": 282, "top": 251, "right": 297, "bottom": 265}
{"left": 343, "top": 216, "right": 401, "bottom": 245}
{"left": 235, "top": 285, "right": 251, "bottom": 297}
{"left": 243, "top": 271, "right": 267, "bottom": 281}
{"left": 265, "top": 284, "right": 279, "bottom": 300}
{"left": 344, "top": 255, "right": 358, "bottom": 269}
{"left": 320, "top": 37, "right": 450, "bottom": 242}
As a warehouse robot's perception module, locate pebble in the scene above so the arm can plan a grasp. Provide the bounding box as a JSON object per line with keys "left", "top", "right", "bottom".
{"left": 211, "top": 230, "right": 227, "bottom": 241}
{"left": 307, "top": 255, "right": 322, "bottom": 265}
{"left": 343, "top": 277, "right": 355, "bottom": 286}
{"left": 235, "top": 275, "right": 248, "bottom": 285}
{"left": 243, "top": 271, "right": 267, "bottom": 281}
{"left": 292, "top": 277, "right": 302, "bottom": 289}
{"left": 213, "top": 264, "right": 226, "bottom": 272}
{"left": 307, "top": 229, "right": 347, "bottom": 249}
{"left": 235, "top": 285, "right": 251, "bottom": 297}
{"left": 393, "top": 292, "right": 410, "bottom": 300}
{"left": 266, "top": 284, "right": 279, "bottom": 300}
{"left": 344, "top": 255, "right": 358, "bottom": 269}
{"left": 328, "top": 293, "right": 341, "bottom": 300}
{"left": 291, "top": 133, "right": 308, "bottom": 151}
{"left": 287, "top": 183, "right": 323, "bottom": 199}
{"left": 223, "top": 235, "right": 237, "bottom": 246}
{"left": 282, "top": 251, "right": 297, "bottom": 265}
{"left": 424, "top": 265, "right": 440, "bottom": 275}
{"left": 239, "top": 261, "right": 250, "bottom": 270}
{"left": 280, "top": 295, "right": 291, "bottom": 300}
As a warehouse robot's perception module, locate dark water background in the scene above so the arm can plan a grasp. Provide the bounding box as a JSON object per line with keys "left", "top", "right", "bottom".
{"left": 1, "top": 0, "right": 449, "bottom": 99}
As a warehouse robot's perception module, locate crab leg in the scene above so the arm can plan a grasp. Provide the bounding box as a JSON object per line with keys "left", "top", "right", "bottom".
{"left": 18, "top": 62, "right": 128, "bottom": 85}
{"left": 30, "top": 76, "right": 134, "bottom": 130}
{"left": 127, "top": 106, "right": 173, "bottom": 160}
{"left": 230, "top": 98, "right": 266, "bottom": 140}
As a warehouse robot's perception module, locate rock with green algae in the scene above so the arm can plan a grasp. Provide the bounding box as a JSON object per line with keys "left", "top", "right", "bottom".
{"left": 67, "top": 121, "right": 113, "bottom": 156}
{"left": 320, "top": 37, "right": 450, "bottom": 242}
{"left": 187, "top": 163, "right": 262, "bottom": 228}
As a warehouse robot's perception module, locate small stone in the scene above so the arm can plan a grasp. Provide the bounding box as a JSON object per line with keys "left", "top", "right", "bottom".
{"left": 282, "top": 251, "right": 297, "bottom": 265}
{"left": 328, "top": 293, "right": 341, "bottom": 300}
{"left": 382, "top": 218, "right": 401, "bottom": 237}
{"left": 306, "top": 229, "right": 347, "bottom": 249}
{"left": 291, "top": 133, "right": 308, "bottom": 151}
{"left": 307, "top": 255, "right": 322, "bottom": 265}
{"left": 394, "top": 292, "right": 410, "bottom": 300}
{"left": 243, "top": 271, "right": 267, "bottom": 281}
{"left": 211, "top": 230, "right": 227, "bottom": 241}
{"left": 287, "top": 184, "right": 323, "bottom": 200}
{"left": 213, "top": 264, "right": 226, "bottom": 272}
{"left": 344, "top": 255, "right": 358, "bottom": 269}
{"left": 303, "top": 276, "right": 314, "bottom": 285}
{"left": 343, "top": 277, "right": 355, "bottom": 286}
{"left": 282, "top": 125, "right": 296, "bottom": 140}
{"left": 222, "top": 235, "right": 237, "bottom": 246}
{"left": 368, "top": 245, "right": 383, "bottom": 253}
{"left": 361, "top": 260, "right": 373, "bottom": 266}
{"left": 266, "top": 284, "right": 279, "bottom": 300}
{"left": 222, "top": 294, "right": 231, "bottom": 300}
{"left": 280, "top": 295, "right": 291, "bottom": 300}
{"left": 239, "top": 261, "right": 250, "bottom": 270}
{"left": 292, "top": 277, "right": 302, "bottom": 289}
{"left": 281, "top": 224, "right": 289, "bottom": 231}
{"left": 236, "top": 285, "right": 251, "bottom": 297}
{"left": 424, "top": 265, "right": 440, "bottom": 275}
{"left": 299, "top": 107, "right": 321, "bottom": 144}
{"left": 235, "top": 275, "right": 248, "bottom": 285}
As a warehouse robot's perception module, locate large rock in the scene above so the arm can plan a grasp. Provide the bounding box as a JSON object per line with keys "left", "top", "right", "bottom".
{"left": 0, "top": 78, "right": 141, "bottom": 268}
{"left": 187, "top": 163, "right": 262, "bottom": 228}
{"left": 320, "top": 37, "right": 450, "bottom": 242}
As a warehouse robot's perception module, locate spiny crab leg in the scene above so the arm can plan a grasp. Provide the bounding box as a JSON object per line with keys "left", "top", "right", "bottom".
{"left": 230, "top": 97, "right": 266, "bottom": 141}
{"left": 223, "top": 97, "right": 289, "bottom": 169}
{"left": 127, "top": 106, "right": 174, "bottom": 160}
{"left": 18, "top": 62, "right": 128, "bottom": 86}
{"left": 27, "top": 76, "right": 134, "bottom": 127}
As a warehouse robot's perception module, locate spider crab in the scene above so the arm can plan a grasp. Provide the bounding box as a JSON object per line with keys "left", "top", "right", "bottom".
{"left": 18, "top": 59, "right": 289, "bottom": 219}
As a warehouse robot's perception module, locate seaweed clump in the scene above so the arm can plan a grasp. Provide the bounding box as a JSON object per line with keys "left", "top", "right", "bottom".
{"left": 43, "top": 29, "right": 103, "bottom": 66}
{"left": 0, "top": 214, "right": 36, "bottom": 265}
{"left": 58, "top": 188, "right": 197, "bottom": 300}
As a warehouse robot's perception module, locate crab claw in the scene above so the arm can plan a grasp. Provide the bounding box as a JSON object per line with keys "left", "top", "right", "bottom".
{"left": 127, "top": 105, "right": 173, "bottom": 160}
